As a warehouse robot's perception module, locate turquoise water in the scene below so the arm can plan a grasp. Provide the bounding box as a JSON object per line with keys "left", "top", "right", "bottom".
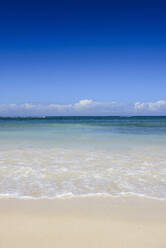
{"left": 0, "top": 116, "right": 166, "bottom": 199}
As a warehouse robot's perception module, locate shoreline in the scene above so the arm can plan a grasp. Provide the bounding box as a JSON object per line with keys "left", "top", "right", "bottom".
{"left": 0, "top": 192, "right": 165, "bottom": 201}
{"left": 0, "top": 196, "right": 166, "bottom": 248}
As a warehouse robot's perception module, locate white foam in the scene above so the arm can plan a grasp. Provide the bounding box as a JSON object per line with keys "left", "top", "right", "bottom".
{"left": 0, "top": 146, "right": 166, "bottom": 200}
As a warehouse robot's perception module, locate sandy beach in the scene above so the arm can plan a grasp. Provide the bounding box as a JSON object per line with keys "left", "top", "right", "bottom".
{"left": 1, "top": 0, "right": 166, "bottom": 246}
{"left": 0, "top": 196, "right": 166, "bottom": 248}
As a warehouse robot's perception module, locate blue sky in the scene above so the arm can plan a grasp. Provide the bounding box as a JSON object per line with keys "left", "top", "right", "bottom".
{"left": 0, "top": 0, "right": 166, "bottom": 115}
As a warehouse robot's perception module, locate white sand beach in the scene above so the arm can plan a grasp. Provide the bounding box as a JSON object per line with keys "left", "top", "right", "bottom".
{"left": 0, "top": 196, "right": 166, "bottom": 248}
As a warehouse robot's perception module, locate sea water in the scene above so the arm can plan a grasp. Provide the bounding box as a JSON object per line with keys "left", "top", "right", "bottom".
{"left": 0, "top": 116, "right": 166, "bottom": 199}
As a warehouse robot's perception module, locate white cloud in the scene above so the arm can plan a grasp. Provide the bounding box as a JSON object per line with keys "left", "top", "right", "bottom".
{"left": 0, "top": 99, "right": 166, "bottom": 116}
{"left": 134, "top": 100, "right": 166, "bottom": 113}
{"left": 74, "top": 99, "right": 93, "bottom": 109}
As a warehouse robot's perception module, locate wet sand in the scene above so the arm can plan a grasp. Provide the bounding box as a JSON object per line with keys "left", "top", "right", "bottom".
{"left": 0, "top": 196, "right": 166, "bottom": 248}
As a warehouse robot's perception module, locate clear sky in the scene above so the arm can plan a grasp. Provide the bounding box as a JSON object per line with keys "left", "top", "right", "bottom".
{"left": 0, "top": 0, "right": 166, "bottom": 115}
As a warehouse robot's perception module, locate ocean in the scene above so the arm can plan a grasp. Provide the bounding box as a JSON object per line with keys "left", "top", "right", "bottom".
{"left": 0, "top": 116, "right": 166, "bottom": 199}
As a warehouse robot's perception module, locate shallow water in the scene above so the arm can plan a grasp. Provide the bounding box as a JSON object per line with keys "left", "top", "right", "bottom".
{"left": 0, "top": 116, "right": 166, "bottom": 199}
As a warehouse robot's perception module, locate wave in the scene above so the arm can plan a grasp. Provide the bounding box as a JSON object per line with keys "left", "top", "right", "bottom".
{"left": 0, "top": 192, "right": 165, "bottom": 201}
